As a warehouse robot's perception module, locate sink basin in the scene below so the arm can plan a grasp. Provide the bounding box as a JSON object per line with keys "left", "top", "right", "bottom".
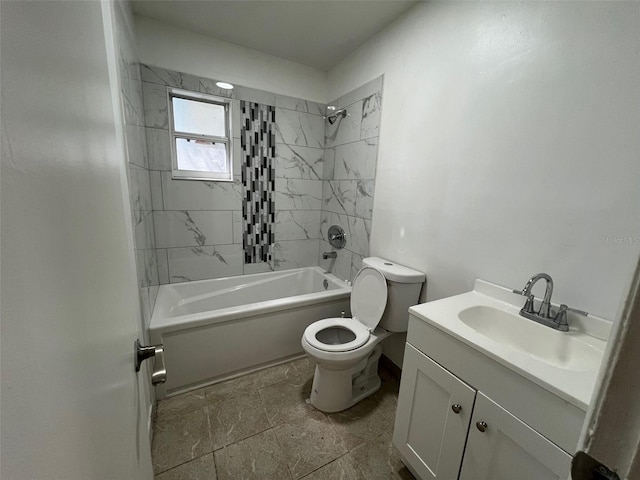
{"left": 458, "top": 305, "right": 602, "bottom": 371}
{"left": 408, "top": 279, "right": 611, "bottom": 410}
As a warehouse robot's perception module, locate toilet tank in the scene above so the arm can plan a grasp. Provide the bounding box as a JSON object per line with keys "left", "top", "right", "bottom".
{"left": 362, "top": 257, "right": 425, "bottom": 332}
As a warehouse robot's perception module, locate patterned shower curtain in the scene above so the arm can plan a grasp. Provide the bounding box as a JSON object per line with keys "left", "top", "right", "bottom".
{"left": 240, "top": 101, "right": 275, "bottom": 263}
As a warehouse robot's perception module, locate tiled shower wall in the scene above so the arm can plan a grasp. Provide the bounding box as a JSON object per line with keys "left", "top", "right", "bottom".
{"left": 114, "top": 5, "right": 159, "bottom": 329}
{"left": 319, "top": 77, "right": 383, "bottom": 282}
{"left": 141, "top": 65, "right": 327, "bottom": 283}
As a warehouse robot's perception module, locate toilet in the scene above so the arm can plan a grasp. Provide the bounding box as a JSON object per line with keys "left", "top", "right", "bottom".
{"left": 301, "top": 257, "right": 425, "bottom": 412}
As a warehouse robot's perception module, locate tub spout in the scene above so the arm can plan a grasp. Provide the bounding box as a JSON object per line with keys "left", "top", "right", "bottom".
{"left": 322, "top": 251, "right": 337, "bottom": 260}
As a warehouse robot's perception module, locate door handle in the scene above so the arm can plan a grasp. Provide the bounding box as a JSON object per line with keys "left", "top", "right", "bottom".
{"left": 135, "top": 339, "right": 167, "bottom": 385}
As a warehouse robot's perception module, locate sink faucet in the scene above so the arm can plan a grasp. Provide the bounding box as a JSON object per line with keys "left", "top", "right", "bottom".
{"left": 519, "top": 273, "right": 554, "bottom": 319}
{"left": 322, "top": 251, "right": 337, "bottom": 260}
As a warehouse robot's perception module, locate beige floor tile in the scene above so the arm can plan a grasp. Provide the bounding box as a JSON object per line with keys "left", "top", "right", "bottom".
{"left": 300, "top": 453, "right": 365, "bottom": 480}
{"left": 204, "top": 374, "right": 258, "bottom": 406}
{"left": 258, "top": 377, "right": 322, "bottom": 427}
{"left": 209, "top": 392, "right": 271, "bottom": 450}
{"left": 154, "top": 453, "right": 217, "bottom": 480}
{"left": 327, "top": 397, "right": 393, "bottom": 450}
{"left": 152, "top": 407, "right": 213, "bottom": 474}
{"left": 290, "top": 356, "right": 316, "bottom": 381}
{"left": 371, "top": 379, "right": 400, "bottom": 424}
{"left": 156, "top": 389, "right": 207, "bottom": 422}
{"left": 274, "top": 415, "right": 348, "bottom": 479}
{"left": 214, "top": 429, "right": 292, "bottom": 480}
{"left": 251, "top": 362, "right": 302, "bottom": 389}
{"left": 351, "top": 432, "right": 411, "bottom": 480}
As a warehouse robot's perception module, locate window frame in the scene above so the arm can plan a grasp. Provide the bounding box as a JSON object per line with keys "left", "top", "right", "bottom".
{"left": 167, "top": 87, "right": 233, "bottom": 182}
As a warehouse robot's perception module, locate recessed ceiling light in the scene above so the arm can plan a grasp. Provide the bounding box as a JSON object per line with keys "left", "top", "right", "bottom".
{"left": 216, "top": 81, "right": 234, "bottom": 90}
{"left": 327, "top": 105, "right": 336, "bottom": 111}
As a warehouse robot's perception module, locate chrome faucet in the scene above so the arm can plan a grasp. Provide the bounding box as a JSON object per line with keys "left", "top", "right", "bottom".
{"left": 322, "top": 251, "right": 337, "bottom": 260}
{"left": 520, "top": 273, "right": 554, "bottom": 319}
{"left": 514, "top": 273, "right": 569, "bottom": 331}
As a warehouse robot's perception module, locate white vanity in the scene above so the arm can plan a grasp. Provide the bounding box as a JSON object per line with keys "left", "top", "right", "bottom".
{"left": 392, "top": 280, "right": 610, "bottom": 480}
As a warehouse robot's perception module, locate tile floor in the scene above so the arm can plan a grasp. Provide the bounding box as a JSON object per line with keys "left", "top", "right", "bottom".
{"left": 152, "top": 356, "right": 416, "bottom": 479}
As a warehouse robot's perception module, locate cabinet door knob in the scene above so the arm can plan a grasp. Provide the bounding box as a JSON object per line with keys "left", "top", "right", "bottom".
{"left": 476, "top": 421, "right": 488, "bottom": 432}
{"left": 451, "top": 404, "right": 462, "bottom": 414}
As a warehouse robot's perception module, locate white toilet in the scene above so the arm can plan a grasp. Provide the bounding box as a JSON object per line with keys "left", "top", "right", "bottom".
{"left": 301, "top": 257, "right": 425, "bottom": 412}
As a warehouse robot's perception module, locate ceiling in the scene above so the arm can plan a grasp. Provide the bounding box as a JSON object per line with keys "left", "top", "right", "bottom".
{"left": 131, "top": 0, "right": 418, "bottom": 71}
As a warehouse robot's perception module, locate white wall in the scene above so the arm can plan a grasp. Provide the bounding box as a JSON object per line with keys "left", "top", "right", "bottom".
{"left": 134, "top": 15, "right": 327, "bottom": 102}
{"left": 329, "top": 1, "right": 640, "bottom": 328}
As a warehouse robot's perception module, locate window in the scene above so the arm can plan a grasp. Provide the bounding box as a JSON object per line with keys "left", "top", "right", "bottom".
{"left": 168, "top": 88, "right": 233, "bottom": 181}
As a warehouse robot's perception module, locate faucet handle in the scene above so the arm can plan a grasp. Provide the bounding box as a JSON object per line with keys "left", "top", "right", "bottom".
{"left": 553, "top": 304, "right": 570, "bottom": 332}
{"left": 522, "top": 294, "right": 536, "bottom": 314}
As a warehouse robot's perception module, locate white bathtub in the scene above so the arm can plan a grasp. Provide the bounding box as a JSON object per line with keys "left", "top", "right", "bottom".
{"left": 150, "top": 266, "right": 351, "bottom": 397}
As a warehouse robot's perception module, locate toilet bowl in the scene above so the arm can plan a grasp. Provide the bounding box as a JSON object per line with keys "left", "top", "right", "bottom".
{"left": 302, "top": 257, "right": 425, "bottom": 413}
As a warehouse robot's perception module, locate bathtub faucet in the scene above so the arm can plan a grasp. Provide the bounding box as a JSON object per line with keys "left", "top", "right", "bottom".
{"left": 322, "top": 251, "right": 337, "bottom": 260}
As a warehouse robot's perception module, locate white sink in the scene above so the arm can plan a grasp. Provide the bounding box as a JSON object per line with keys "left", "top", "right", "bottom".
{"left": 408, "top": 280, "right": 611, "bottom": 409}
{"left": 458, "top": 305, "right": 602, "bottom": 371}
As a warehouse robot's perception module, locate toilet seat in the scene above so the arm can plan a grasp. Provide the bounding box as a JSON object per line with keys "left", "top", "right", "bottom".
{"left": 303, "top": 267, "right": 388, "bottom": 353}
{"left": 303, "top": 318, "right": 370, "bottom": 352}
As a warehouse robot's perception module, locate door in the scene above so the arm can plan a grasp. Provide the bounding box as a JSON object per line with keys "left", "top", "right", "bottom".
{"left": 459, "top": 393, "right": 571, "bottom": 480}
{"left": 393, "top": 344, "right": 477, "bottom": 480}
{"left": 1, "top": 1, "right": 153, "bottom": 479}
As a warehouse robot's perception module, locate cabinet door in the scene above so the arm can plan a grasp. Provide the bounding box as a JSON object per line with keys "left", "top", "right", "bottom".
{"left": 459, "top": 393, "right": 571, "bottom": 480}
{"left": 393, "top": 344, "right": 477, "bottom": 480}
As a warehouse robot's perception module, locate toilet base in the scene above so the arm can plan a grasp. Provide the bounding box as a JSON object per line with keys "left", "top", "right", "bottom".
{"left": 309, "top": 345, "right": 383, "bottom": 413}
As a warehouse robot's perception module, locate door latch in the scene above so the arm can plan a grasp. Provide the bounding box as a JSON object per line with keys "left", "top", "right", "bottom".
{"left": 135, "top": 339, "right": 167, "bottom": 385}
{"left": 572, "top": 451, "right": 620, "bottom": 480}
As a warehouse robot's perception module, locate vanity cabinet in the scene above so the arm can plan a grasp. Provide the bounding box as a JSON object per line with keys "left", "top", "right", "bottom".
{"left": 393, "top": 344, "right": 572, "bottom": 480}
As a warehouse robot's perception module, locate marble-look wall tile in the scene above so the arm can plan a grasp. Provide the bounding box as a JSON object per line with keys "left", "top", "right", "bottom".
{"left": 334, "top": 138, "right": 378, "bottom": 180}
{"left": 161, "top": 172, "right": 243, "bottom": 211}
{"left": 355, "top": 180, "right": 374, "bottom": 220}
{"left": 275, "top": 178, "right": 322, "bottom": 210}
{"left": 319, "top": 77, "right": 382, "bottom": 278}
{"left": 322, "top": 180, "right": 357, "bottom": 216}
{"left": 167, "top": 244, "right": 243, "bottom": 282}
{"left": 273, "top": 239, "right": 320, "bottom": 271}
{"left": 243, "top": 262, "right": 274, "bottom": 275}
{"left": 321, "top": 212, "right": 370, "bottom": 258}
{"left": 128, "top": 164, "right": 152, "bottom": 224}
{"left": 361, "top": 92, "right": 382, "bottom": 139}
{"left": 325, "top": 100, "right": 363, "bottom": 148}
{"left": 275, "top": 108, "right": 324, "bottom": 148}
{"left": 275, "top": 210, "right": 321, "bottom": 241}
{"left": 150, "top": 171, "right": 164, "bottom": 211}
{"left": 350, "top": 252, "right": 364, "bottom": 281}
{"left": 142, "top": 81, "right": 169, "bottom": 129}
{"left": 276, "top": 94, "right": 325, "bottom": 116}
{"left": 232, "top": 211, "right": 243, "bottom": 244}
{"left": 141, "top": 64, "right": 331, "bottom": 283}
{"left": 146, "top": 127, "right": 171, "bottom": 171}
{"left": 154, "top": 210, "right": 233, "bottom": 248}
{"left": 333, "top": 76, "right": 383, "bottom": 114}
{"left": 318, "top": 239, "right": 352, "bottom": 282}
{"left": 141, "top": 64, "right": 199, "bottom": 91}
{"left": 135, "top": 212, "right": 156, "bottom": 250}
{"left": 157, "top": 248, "right": 169, "bottom": 285}
{"left": 323, "top": 148, "right": 335, "bottom": 180}
{"left": 275, "top": 144, "right": 323, "bottom": 180}
{"left": 198, "top": 77, "right": 234, "bottom": 98}
{"left": 125, "top": 125, "right": 148, "bottom": 169}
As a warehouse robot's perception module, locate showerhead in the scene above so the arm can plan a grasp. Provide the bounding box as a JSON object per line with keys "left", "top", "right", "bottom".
{"left": 326, "top": 108, "right": 348, "bottom": 125}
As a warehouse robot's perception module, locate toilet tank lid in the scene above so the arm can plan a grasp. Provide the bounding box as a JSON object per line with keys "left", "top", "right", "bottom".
{"left": 362, "top": 257, "right": 425, "bottom": 283}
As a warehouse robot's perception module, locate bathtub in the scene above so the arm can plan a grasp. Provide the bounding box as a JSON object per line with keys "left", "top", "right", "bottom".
{"left": 150, "top": 266, "right": 351, "bottom": 398}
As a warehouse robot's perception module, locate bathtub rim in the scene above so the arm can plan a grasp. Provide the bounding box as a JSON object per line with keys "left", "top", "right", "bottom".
{"left": 150, "top": 266, "right": 351, "bottom": 335}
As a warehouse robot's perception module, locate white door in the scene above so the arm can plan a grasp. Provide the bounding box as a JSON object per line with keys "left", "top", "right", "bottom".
{"left": 1, "top": 1, "right": 153, "bottom": 479}
{"left": 393, "top": 344, "right": 477, "bottom": 480}
{"left": 459, "top": 392, "right": 571, "bottom": 480}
